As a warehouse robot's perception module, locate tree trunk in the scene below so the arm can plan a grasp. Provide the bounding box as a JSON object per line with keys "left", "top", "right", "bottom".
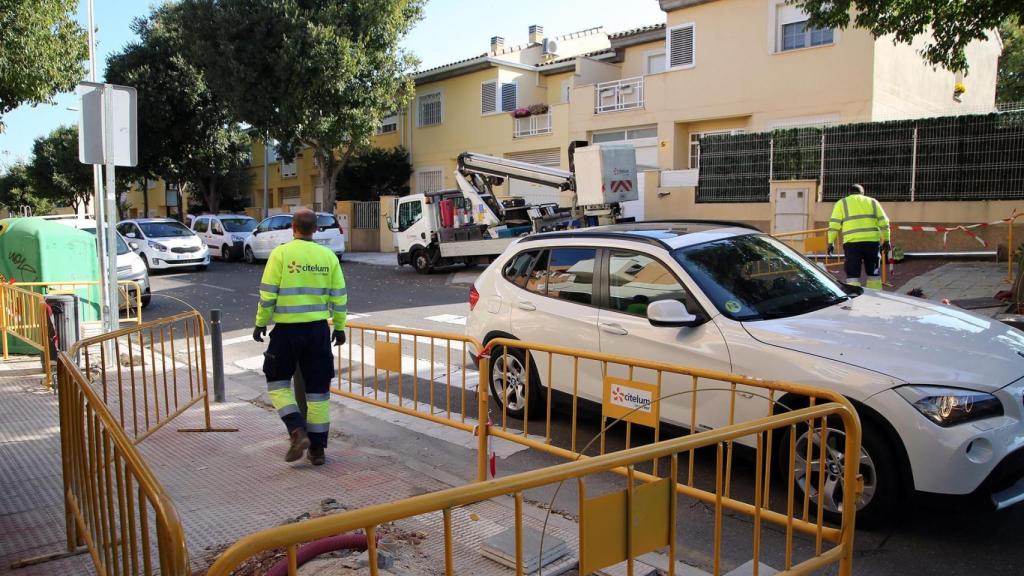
{"left": 208, "top": 178, "right": 220, "bottom": 214}
{"left": 140, "top": 178, "right": 149, "bottom": 217}
{"left": 316, "top": 142, "right": 356, "bottom": 213}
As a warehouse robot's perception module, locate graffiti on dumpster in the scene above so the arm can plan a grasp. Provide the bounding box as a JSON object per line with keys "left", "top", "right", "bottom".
{"left": 7, "top": 251, "right": 38, "bottom": 280}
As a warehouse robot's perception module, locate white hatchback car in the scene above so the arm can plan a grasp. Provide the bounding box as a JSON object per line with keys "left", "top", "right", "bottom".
{"left": 192, "top": 214, "right": 257, "bottom": 261}
{"left": 243, "top": 212, "right": 346, "bottom": 264}
{"left": 466, "top": 222, "right": 1024, "bottom": 525}
{"left": 117, "top": 218, "right": 210, "bottom": 271}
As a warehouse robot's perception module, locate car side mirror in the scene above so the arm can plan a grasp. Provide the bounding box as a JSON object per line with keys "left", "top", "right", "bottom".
{"left": 386, "top": 217, "right": 399, "bottom": 233}
{"left": 252, "top": 229, "right": 259, "bottom": 236}
{"left": 129, "top": 242, "right": 140, "bottom": 251}
{"left": 647, "top": 300, "right": 700, "bottom": 328}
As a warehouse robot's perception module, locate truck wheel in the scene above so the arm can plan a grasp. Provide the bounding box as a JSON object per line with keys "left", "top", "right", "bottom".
{"left": 413, "top": 249, "right": 432, "bottom": 274}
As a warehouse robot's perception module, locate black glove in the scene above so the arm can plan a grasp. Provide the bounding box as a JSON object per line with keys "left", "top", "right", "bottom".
{"left": 881, "top": 241, "right": 891, "bottom": 254}
{"left": 827, "top": 244, "right": 835, "bottom": 256}
{"left": 253, "top": 325, "right": 266, "bottom": 342}
{"left": 332, "top": 330, "right": 346, "bottom": 347}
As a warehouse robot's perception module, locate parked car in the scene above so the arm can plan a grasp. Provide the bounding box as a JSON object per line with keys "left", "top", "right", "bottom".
{"left": 243, "top": 212, "right": 345, "bottom": 264}
{"left": 116, "top": 218, "right": 210, "bottom": 271}
{"left": 466, "top": 221, "right": 1024, "bottom": 526}
{"left": 47, "top": 217, "right": 151, "bottom": 307}
{"left": 192, "top": 214, "right": 257, "bottom": 261}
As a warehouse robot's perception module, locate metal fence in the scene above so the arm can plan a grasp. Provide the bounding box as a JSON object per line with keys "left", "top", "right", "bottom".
{"left": 353, "top": 201, "right": 381, "bottom": 229}
{"left": 698, "top": 112, "right": 1024, "bottom": 203}
{"left": 0, "top": 283, "right": 53, "bottom": 388}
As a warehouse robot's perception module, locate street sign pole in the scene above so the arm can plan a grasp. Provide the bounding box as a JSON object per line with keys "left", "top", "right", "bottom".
{"left": 86, "top": 0, "right": 113, "bottom": 336}
{"left": 102, "top": 87, "right": 120, "bottom": 335}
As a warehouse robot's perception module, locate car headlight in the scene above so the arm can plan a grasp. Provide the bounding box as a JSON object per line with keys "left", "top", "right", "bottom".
{"left": 148, "top": 241, "right": 168, "bottom": 252}
{"left": 231, "top": 235, "right": 244, "bottom": 243}
{"left": 896, "top": 385, "right": 1004, "bottom": 427}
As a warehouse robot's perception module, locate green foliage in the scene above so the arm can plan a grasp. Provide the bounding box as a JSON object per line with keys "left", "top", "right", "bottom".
{"left": 176, "top": 0, "right": 424, "bottom": 208}
{"left": 998, "top": 17, "right": 1024, "bottom": 103}
{"left": 27, "top": 125, "right": 93, "bottom": 210}
{"left": 335, "top": 146, "right": 412, "bottom": 201}
{"left": 0, "top": 163, "right": 53, "bottom": 215}
{"left": 104, "top": 4, "right": 251, "bottom": 214}
{"left": 798, "top": 0, "right": 1021, "bottom": 72}
{"left": 0, "top": 0, "right": 88, "bottom": 130}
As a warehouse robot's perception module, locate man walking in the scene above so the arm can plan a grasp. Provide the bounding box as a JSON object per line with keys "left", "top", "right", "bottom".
{"left": 827, "top": 184, "right": 890, "bottom": 290}
{"left": 253, "top": 209, "right": 347, "bottom": 465}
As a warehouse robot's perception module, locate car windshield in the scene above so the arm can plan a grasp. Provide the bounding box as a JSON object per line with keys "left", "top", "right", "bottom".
{"left": 82, "top": 227, "right": 130, "bottom": 256}
{"left": 672, "top": 234, "right": 849, "bottom": 321}
{"left": 139, "top": 221, "right": 193, "bottom": 238}
{"left": 221, "top": 218, "right": 256, "bottom": 232}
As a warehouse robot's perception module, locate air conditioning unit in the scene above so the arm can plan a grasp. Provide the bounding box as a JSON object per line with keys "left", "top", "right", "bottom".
{"left": 543, "top": 38, "right": 559, "bottom": 56}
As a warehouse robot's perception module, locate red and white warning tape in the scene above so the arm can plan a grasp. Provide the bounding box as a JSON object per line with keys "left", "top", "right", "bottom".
{"left": 892, "top": 215, "right": 1021, "bottom": 248}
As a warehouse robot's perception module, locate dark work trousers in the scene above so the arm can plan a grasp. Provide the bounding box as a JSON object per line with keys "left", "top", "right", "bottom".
{"left": 262, "top": 321, "right": 334, "bottom": 448}
{"left": 843, "top": 241, "right": 880, "bottom": 283}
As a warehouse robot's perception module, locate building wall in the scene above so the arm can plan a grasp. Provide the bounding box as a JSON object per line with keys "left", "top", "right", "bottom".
{"left": 247, "top": 144, "right": 322, "bottom": 217}
{"left": 871, "top": 31, "right": 1001, "bottom": 120}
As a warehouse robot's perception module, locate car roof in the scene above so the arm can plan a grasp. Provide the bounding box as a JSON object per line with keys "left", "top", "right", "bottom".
{"left": 518, "top": 220, "right": 761, "bottom": 251}
{"left": 124, "top": 218, "right": 180, "bottom": 223}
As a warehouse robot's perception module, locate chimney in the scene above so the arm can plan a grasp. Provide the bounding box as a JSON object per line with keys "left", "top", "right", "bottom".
{"left": 528, "top": 25, "right": 544, "bottom": 45}
{"left": 490, "top": 36, "right": 504, "bottom": 54}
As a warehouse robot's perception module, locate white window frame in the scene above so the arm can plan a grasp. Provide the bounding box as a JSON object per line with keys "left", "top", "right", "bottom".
{"left": 416, "top": 167, "right": 444, "bottom": 193}
{"left": 643, "top": 49, "right": 667, "bottom": 75}
{"left": 280, "top": 158, "right": 297, "bottom": 178}
{"left": 417, "top": 90, "right": 443, "bottom": 127}
{"left": 770, "top": 1, "right": 838, "bottom": 54}
{"left": 689, "top": 129, "right": 746, "bottom": 169}
{"left": 560, "top": 79, "right": 572, "bottom": 104}
{"left": 666, "top": 22, "right": 696, "bottom": 71}
{"left": 481, "top": 79, "right": 518, "bottom": 115}
{"left": 376, "top": 112, "right": 399, "bottom": 135}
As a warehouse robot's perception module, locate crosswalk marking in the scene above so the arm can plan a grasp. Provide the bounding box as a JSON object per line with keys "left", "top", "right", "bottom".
{"left": 425, "top": 314, "right": 467, "bottom": 326}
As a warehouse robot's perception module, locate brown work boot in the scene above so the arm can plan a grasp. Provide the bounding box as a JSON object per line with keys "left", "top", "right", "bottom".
{"left": 285, "top": 428, "right": 310, "bottom": 462}
{"left": 307, "top": 445, "right": 325, "bottom": 466}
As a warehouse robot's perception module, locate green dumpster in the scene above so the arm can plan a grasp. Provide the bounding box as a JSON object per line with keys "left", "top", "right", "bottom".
{"left": 0, "top": 218, "right": 100, "bottom": 353}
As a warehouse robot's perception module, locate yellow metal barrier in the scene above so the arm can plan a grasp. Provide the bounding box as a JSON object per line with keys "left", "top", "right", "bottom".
{"left": 55, "top": 348, "right": 190, "bottom": 575}
{"left": 327, "top": 323, "right": 862, "bottom": 575}
{"left": 772, "top": 227, "right": 845, "bottom": 273}
{"left": 69, "top": 310, "right": 236, "bottom": 442}
{"left": 0, "top": 283, "right": 53, "bottom": 388}
{"left": 208, "top": 401, "right": 860, "bottom": 576}
{"left": 12, "top": 279, "right": 145, "bottom": 327}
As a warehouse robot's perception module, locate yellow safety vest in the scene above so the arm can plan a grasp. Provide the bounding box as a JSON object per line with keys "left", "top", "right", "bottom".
{"left": 255, "top": 239, "right": 347, "bottom": 328}
{"left": 828, "top": 194, "right": 890, "bottom": 244}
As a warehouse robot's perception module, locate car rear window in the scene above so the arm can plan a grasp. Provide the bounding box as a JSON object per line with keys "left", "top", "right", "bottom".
{"left": 317, "top": 214, "right": 338, "bottom": 231}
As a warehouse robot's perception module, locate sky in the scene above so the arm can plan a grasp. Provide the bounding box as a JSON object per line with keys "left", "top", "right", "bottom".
{"left": 0, "top": 0, "right": 666, "bottom": 171}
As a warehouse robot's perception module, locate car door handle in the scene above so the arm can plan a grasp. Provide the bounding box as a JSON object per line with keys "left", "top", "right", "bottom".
{"left": 517, "top": 301, "right": 536, "bottom": 311}
{"left": 599, "top": 323, "right": 629, "bottom": 336}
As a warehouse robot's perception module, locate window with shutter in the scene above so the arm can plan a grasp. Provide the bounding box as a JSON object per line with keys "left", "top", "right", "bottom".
{"left": 417, "top": 169, "right": 444, "bottom": 193}
{"left": 481, "top": 81, "right": 497, "bottom": 114}
{"left": 418, "top": 92, "right": 442, "bottom": 127}
{"left": 501, "top": 82, "right": 517, "bottom": 112}
{"left": 667, "top": 23, "right": 695, "bottom": 69}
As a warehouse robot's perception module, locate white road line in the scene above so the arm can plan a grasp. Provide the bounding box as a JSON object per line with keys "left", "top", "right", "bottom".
{"left": 425, "top": 314, "right": 467, "bottom": 326}
{"left": 196, "top": 283, "right": 235, "bottom": 292}
{"left": 222, "top": 334, "right": 255, "bottom": 347}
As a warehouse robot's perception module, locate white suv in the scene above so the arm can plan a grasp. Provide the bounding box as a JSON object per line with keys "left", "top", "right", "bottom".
{"left": 117, "top": 218, "right": 210, "bottom": 271}
{"left": 243, "top": 212, "right": 345, "bottom": 264}
{"left": 192, "top": 214, "right": 257, "bottom": 261}
{"left": 466, "top": 222, "right": 1024, "bottom": 526}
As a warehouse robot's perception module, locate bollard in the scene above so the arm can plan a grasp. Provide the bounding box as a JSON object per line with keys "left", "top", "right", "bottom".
{"left": 210, "top": 309, "right": 225, "bottom": 402}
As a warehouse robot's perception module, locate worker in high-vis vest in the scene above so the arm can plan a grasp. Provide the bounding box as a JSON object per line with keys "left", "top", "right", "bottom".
{"left": 827, "top": 184, "right": 891, "bottom": 290}
{"left": 252, "top": 209, "right": 347, "bottom": 466}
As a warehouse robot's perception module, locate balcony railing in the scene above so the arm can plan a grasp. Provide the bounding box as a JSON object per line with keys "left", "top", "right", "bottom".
{"left": 595, "top": 76, "right": 645, "bottom": 114}
{"left": 513, "top": 112, "right": 553, "bottom": 138}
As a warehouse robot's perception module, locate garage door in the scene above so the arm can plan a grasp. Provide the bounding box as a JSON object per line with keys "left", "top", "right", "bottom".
{"left": 505, "top": 148, "right": 565, "bottom": 206}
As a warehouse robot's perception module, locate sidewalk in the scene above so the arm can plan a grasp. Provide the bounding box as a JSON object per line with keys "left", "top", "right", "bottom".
{"left": 894, "top": 260, "right": 1011, "bottom": 316}
{"left": 342, "top": 252, "right": 399, "bottom": 268}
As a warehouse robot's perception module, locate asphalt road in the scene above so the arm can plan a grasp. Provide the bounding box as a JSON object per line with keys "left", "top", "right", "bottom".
{"left": 145, "top": 256, "right": 1024, "bottom": 576}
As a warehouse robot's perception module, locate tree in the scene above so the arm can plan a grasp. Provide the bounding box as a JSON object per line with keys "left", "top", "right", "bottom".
{"left": 105, "top": 4, "right": 252, "bottom": 216}
{"left": 336, "top": 146, "right": 412, "bottom": 201}
{"left": 998, "top": 17, "right": 1024, "bottom": 102}
{"left": 176, "top": 0, "right": 423, "bottom": 210}
{"left": 0, "top": 0, "right": 88, "bottom": 131}
{"left": 27, "top": 125, "right": 93, "bottom": 211}
{"left": 798, "top": 0, "right": 1022, "bottom": 72}
{"left": 0, "top": 163, "right": 53, "bottom": 215}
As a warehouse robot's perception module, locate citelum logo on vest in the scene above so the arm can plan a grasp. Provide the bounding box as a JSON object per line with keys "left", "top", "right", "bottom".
{"left": 287, "top": 261, "right": 330, "bottom": 275}
{"left": 610, "top": 384, "right": 653, "bottom": 413}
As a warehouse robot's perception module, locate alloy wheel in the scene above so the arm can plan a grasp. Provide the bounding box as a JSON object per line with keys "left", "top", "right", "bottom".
{"left": 792, "top": 426, "right": 876, "bottom": 514}
{"left": 491, "top": 353, "right": 527, "bottom": 412}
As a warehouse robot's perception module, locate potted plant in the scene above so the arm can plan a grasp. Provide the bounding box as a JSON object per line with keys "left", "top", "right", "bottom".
{"left": 527, "top": 103, "right": 549, "bottom": 115}
{"left": 511, "top": 107, "right": 531, "bottom": 118}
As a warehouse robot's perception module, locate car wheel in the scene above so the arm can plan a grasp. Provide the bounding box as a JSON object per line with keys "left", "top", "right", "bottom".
{"left": 221, "top": 245, "right": 232, "bottom": 262}
{"left": 244, "top": 246, "right": 256, "bottom": 265}
{"left": 412, "top": 248, "right": 432, "bottom": 275}
{"left": 777, "top": 415, "right": 898, "bottom": 528}
{"left": 141, "top": 290, "right": 151, "bottom": 308}
{"left": 488, "top": 345, "right": 542, "bottom": 420}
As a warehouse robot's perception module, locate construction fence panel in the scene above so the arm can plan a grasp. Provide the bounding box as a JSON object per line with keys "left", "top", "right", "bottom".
{"left": 0, "top": 283, "right": 52, "bottom": 388}
{"left": 697, "top": 112, "right": 1024, "bottom": 204}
